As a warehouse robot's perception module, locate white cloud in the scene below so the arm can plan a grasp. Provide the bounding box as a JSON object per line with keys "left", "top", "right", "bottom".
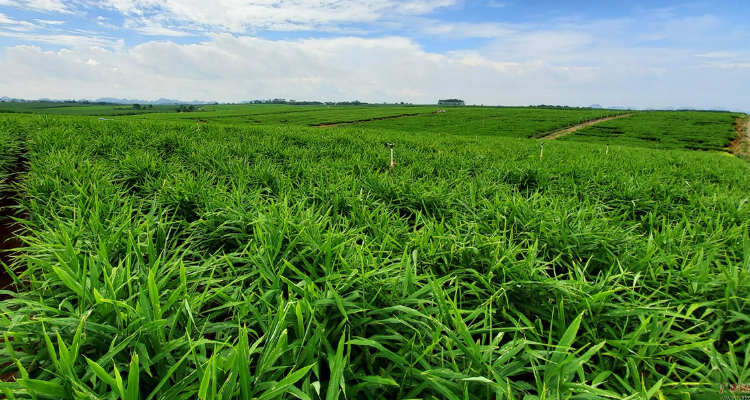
{"left": 696, "top": 51, "right": 745, "bottom": 59}
{"left": 0, "top": 34, "right": 747, "bottom": 111}
{"left": 129, "top": 22, "right": 193, "bottom": 37}
{"left": 0, "top": 30, "right": 121, "bottom": 47}
{"left": 0, "top": 12, "right": 39, "bottom": 31}
{"left": 81, "top": 0, "right": 461, "bottom": 33}
{"left": 0, "top": 2, "right": 747, "bottom": 111}
{"left": 33, "top": 18, "right": 66, "bottom": 25}
{"left": 487, "top": 1, "right": 510, "bottom": 8}
{"left": 416, "top": 20, "right": 519, "bottom": 39}
{"left": 0, "top": 0, "right": 71, "bottom": 13}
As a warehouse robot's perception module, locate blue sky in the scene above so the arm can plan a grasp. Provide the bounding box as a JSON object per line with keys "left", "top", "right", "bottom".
{"left": 0, "top": 0, "right": 748, "bottom": 110}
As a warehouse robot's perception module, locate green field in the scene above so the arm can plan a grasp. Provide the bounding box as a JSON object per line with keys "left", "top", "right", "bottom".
{"left": 0, "top": 107, "right": 748, "bottom": 399}
{"left": 132, "top": 104, "right": 624, "bottom": 140}
{"left": 0, "top": 101, "right": 184, "bottom": 116}
{"left": 559, "top": 111, "right": 740, "bottom": 151}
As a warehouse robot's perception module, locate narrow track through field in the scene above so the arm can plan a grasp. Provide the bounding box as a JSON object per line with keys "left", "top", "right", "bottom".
{"left": 731, "top": 115, "right": 750, "bottom": 157}
{"left": 0, "top": 159, "right": 27, "bottom": 301}
{"left": 539, "top": 114, "right": 632, "bottom": 140}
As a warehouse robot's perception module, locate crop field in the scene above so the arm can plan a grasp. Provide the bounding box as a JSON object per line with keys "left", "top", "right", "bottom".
{"left": 0, "top": 109, "right": 748, "bottom": 399}
{"left": 134, "top": 105, "right": 625, "bottom": 140}
{"left": 313, "top": 108, "right": 625, "bottom": 139}
{"left": 0, "top": 102, "right": 179, "bottom": 116}
{"left": 559, "top": 111, "right": 740, "bottom": 151}
{"left": 140, "top": 104, "right": 427, "bottom": 126}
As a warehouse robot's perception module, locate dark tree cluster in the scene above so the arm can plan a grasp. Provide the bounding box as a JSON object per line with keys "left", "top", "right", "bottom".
{"left": 438, "top": 99, "right": 466, "bottom": 106}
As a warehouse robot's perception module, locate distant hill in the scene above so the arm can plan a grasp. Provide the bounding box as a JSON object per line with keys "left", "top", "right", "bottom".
{"left": 95, "top": 97, "right": 215, "bottom": 105}
{"left": 0, "top": 96, "right": 215, "bottom": 105}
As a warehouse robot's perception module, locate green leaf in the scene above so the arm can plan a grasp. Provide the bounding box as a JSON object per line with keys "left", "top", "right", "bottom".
{"left": 86, "top": 357, "right": 120, "bottom": 396}
{"left": 126, "top": 353, "right": 140, "bottom": 400}
{"left": 17, "top": 379, "right": 68, "bottom": 399}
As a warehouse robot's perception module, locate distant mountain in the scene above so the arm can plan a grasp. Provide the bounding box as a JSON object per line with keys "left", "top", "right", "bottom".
{"left": 94, "top": 97, "right": 216, "bottom": 105}
{"left": 607, "top": 106, "right": 640, "bottom": 110}
{"left": 707, "top": 107, "right": 746, "bottom": 113}
{"left": 95, "top": 97, "right": 143, "bottom": 105}
{"left": 590, "top": 104, "right": 603, "bottom": 109}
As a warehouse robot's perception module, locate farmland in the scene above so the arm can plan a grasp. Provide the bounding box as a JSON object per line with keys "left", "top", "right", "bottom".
{"left": 0, "top": 101, "right": 182, "bottom": 116}
{"left": 134, "top": 104, "right": 627, "bottom": 140}
{"left": 0, "top": 106, "right": 748, "bottom": 399}
{"left": 559, "top": 111, "right": 740, "bottom": 151}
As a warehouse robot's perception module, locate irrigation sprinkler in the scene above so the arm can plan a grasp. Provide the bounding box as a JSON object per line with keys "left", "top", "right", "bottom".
{"left": 386, "top": 142, "right": 395, "bottom": 173}
{"left": 606, "top": 143, "right": 609, "bottom": 156}
{"left": 196, "top": 119, "right": 207, "bottom": 133}
{"left": 540, "top": 142, "right": 545, "bottom": 159}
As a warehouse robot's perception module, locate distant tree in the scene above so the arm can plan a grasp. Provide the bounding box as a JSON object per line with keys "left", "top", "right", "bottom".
{"left": 438, "top": 99, "right": 465, "bottom": 106}
{"left": 176, "top": 105, "right": 197, "bottom": 113}
{"left": 133, "top": 103, "right": 141, "bottom": 110}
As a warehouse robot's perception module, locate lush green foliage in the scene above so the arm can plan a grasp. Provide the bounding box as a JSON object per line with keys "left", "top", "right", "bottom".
{"left": 1, "top": 113, "right": 748, "bottom": 399}
{"left": 559, "top": 111, "right": 740, "bottom": 151}
{"left": 0, "top": 116, "right": 26, "bottom": 187}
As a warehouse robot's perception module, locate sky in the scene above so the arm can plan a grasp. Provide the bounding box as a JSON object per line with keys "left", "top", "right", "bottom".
{"left": 0, "top": 0, "right": 748, "bottom": 110}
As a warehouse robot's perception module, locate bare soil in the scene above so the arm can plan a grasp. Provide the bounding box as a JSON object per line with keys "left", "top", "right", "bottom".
{"left": 0, "top": 158, "right": 27, "bottom": 301}
{"left": 539, "top": 114, "right": 633, "bottom": 140}
{"left": 0, "top": 158, "right": 26, "bottom": 386}
{"left": 729, "top": 116, "right": 750, "bottom": 157}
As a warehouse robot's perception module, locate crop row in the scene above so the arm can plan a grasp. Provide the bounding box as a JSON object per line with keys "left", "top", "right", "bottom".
{"left": 0, "top": 115, "right": 748, "bottom": 399}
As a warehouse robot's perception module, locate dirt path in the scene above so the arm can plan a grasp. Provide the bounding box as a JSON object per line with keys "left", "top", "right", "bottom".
{"left": 0, "top": 158, "right": 26, "bottom": 384}
{"left": 538, "top": 114, "right": 633, "bottom": 140}
{"left": 729, "top": 115, "right": 750, "bottom": 157}
{"left": 0, "top": 158, "right": 27, "bottom": 301}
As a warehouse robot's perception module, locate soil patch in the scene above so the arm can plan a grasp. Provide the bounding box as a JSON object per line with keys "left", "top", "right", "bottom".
{"left": 729, "top": 116, "right": 750, "bottom": 157}
{"left": 538, "top": 114, "right": 633, "bottom": 140}
{"left": 0, "top": 158, "right": 28, "bottom": 301}
{"left": 0, "top": 158, "right": 26, "bottom": 386}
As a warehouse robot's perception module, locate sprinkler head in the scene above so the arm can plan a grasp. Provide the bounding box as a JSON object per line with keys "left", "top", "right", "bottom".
{"left": 386, "top": 142, "right": 395, "bottom": 148}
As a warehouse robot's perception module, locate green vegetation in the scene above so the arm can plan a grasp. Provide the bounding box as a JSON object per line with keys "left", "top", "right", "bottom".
{"left": 137, "top": 104, "right": 429, "bottom": 126}
{"left": 0, "top": 111, "right": 747, "bottom": 399}
{"left": 0, "top": 101, "right": 187, "bottom": 116}
{"left": 131, "top": 104, "right": 626, "bottom": 140}
{"left": 0, "top": 116, "right": 25, "bottom": 186}
{"left": 330, "top": 107, "right": 622, "bottom": 139}
{"left": 559, "top": 111, "right": 740, "bottom": 151}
